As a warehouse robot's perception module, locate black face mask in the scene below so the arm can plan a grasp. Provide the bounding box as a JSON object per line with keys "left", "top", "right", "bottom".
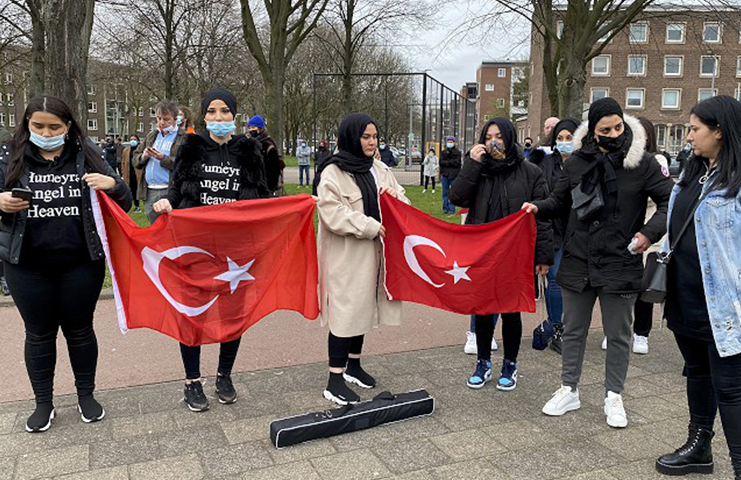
{"left": 597, "top": 133, "right": 627, "bottom": 153}
{"left": 249, "top": 130, "right": 259, "bottom": 138}
{"left": 524, "top": 143, "right": 532, "bottom": 148}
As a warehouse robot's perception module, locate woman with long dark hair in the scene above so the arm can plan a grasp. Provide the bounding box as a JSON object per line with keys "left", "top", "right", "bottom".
{"left": 655, "top": 96, "right": 741, "bottom": 479}
{"left": 153, "top": 88, "right": 269, "bottom": 412}
{"left": 0, "top": 95, "right": 131, "bottom": 432}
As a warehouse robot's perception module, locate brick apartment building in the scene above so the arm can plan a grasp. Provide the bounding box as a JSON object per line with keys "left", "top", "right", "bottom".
{"left": 473, "top": 61, "right": 528, "bottom": 133}
{"left": 524, "top": 7, "right": 741, "bottom": 155}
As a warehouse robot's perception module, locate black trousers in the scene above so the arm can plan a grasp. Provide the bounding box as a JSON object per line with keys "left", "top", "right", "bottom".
{"left": 424, "top": 176, "right": 436, "bottom": 190}
{"left": 474, "top": 313, "right": 521, "bottom": 362}
{"left": 328, "top": 332, "right": 364, "bottom": 368}
{"left": 5, "top": 259, "right": 105, "bottom": 405}
{"left": 179, "top": 338, "right": 242, "bottom": 380}
{"left": 633, "top": 297, "right": 653, "bottom": 336}
{"left": 674, "top": 332, "right": 741, "bottom": 463}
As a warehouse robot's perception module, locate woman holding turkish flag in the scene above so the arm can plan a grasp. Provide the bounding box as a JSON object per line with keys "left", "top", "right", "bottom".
{"left": 153, "top": 88, "right": 269, "bottom": 412}
{"left": 449, "top": 117, "right": 554, "bottom": 393}
{"left": 315, "top": 113, "right": 409, "bottom": 406}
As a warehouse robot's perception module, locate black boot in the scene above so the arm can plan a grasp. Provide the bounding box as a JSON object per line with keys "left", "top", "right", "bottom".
{"left": 733, "top": 457, "right": 741, "bottom": 480}
{"left": 656, "top": 423, "right": 714, "bottom": 476}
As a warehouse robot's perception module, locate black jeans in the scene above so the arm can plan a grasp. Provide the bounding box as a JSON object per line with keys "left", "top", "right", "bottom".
{"left": 674, "top": 332, "right": 741, "bottom": 463}
{"left": 328, "top": 332, "right": 364, "bottom": 368}
{"left": 633, "top": 297, "right": 653, "bottom": 336}
{"left": 474, "top": 313, "right": 521, "bottom": 362}
{"left": 5, "top": 259, "right": 105, "bottom": 405}
{"left": 424, "top": 176, "right": 436, "bottom": 190}
{"left": 179, "top": 338, "right": 242, "bottom": 380}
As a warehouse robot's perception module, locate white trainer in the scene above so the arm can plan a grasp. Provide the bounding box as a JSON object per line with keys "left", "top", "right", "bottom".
{"left": 464, "top": 331, "right": 477, "bottom": 355}
{"left": 542, "top": 385, "right": 581, "bottom": 416}
{"left": 604, "top": 391, "right": 628, "bottom": 428}
{"left": 491, "top": 336, "right": 498, "bottom": 351}
{"left": 633, "top": 334, "right": 649, "bottom": 355}
{"left": 601, "top": 337, "right": 608, "bottom": 350}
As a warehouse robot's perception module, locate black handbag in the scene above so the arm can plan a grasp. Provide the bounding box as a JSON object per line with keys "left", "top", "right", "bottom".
{"left": 571, "top": 183, "right": 604, "bottom": 220}
{"left": 641, "top": 195, "right": 701, "bottom": 303}
{"left": 269, "top": 389, "right": 435, "bottom": 448}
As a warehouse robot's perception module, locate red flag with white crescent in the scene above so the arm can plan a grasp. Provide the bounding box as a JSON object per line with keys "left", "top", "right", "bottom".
{"left": 381, "top": 193, "right": 536, "bottom": 315}
{"left": 92, "top": 191, "right": 319, "bottom": 346}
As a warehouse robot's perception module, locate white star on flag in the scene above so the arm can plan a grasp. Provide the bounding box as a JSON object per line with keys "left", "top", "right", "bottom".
{"left": 444, "top": 261, "right": 471, "bottom": 284}
{"left": 214, "top": 257, "right": 255, "bottom": 293}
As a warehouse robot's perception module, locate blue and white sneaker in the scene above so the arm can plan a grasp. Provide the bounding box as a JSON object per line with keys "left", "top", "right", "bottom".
{"left": 467, "top": 359, "right": 492, "bottom": 389}
{"left": 497, "top": 359, "right": 518, "bottom": 391}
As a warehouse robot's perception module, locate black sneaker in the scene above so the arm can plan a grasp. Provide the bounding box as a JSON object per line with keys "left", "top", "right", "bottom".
{"left": 26, "top": 404, "right": 55, "bottom": 433}
{"left": 344, "top": 359, "right": 376, "bottom": 389}
{"left": 549, "top": 324, "right": 564, "bottom": 355}
{"left": 324, "top": 373, "right": 360, "bottom": 406}
{"left": 0, "top": 277, "right": 9, "bottom": 296}
{"left": 78, "top": 394, "right": 105, "bottom": 423}
{"left": 183, "top": 381, "right": 210, "bottom": 412}
{"left": 215, "top": 374, "right": 238, "bottom": 404}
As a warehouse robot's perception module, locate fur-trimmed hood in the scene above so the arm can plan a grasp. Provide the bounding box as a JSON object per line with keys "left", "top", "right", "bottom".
{"left": 571, "top": 113, "right": 646, "bottom": 170}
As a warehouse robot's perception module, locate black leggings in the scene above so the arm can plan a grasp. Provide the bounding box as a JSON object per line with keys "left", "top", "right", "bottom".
{"left": 328, "top": 332, "right": 364, "bottom": 368}
{"left": 5, "top": 259, "right": 105, "bottom": 405}
{"left": 424, "top": 176, "right": 436, "bottom": 190}
{"left": 475, "top": 313, "right": 521, "bottom": 362}
{"left": 633, "top": 298, "right": 653, "bottom": 336}
{"left": 180, "top": 338, "right": 242, "bottom": 380}
{"left": 674, "top": 331, "right": 741, "bottom": 463}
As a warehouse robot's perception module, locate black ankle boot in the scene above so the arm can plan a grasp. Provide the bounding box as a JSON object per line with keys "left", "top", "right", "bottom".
{"left": 656, "top": 423, "right": 714, "bottom": 476}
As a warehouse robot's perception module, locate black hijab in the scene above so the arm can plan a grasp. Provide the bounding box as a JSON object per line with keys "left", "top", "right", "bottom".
{"left": 477, "top": 117, "right": 523, "bottom": 176}
{"left": 313, "top": 113, "right": 380, "bottom": 222}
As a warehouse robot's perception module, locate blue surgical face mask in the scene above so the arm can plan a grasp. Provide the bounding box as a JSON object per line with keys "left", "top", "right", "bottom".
{"left": 163, "top": 124, "right": 178, "bottom": 134}
{"left": 29, "top": 131, "right": 66, "bottom": 151}
{"left": 556, "top": 141, "right": 574, "bottom": 155}
{"left": 206, "top": 121, "right": 236, "bottom": 138}
{"left": 176, "top": 115, "right": 183, "bottom": 126}
{"left": 446, "top": 142, "right": 454, "bottom": 149}
{"left": 301, "top": 143, "right": 306, "bottom": 148}
{"left": 129, "top": 140, "right": 138, "bottom": 148}
{"left": 379, "top": 145, "right": 386, "bottom": 150}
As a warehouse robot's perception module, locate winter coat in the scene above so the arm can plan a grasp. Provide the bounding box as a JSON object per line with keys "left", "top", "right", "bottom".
{"left": 316, "top": 160, "right": 409, "bottom": 337}
{"left": 296, "top": 145, "right": 312, "bottom": 166}
{"left": 0, "top": 141, "right": 132, "bottom": 264}
{"left": 379, "top": 148, "right": 397, "bottom": 167}
{"left": 531, "top": 151, "right": 569, "bottom": 251}
{"left": 439, "top": 147, "right": 462, "bottom": 179}
{"left": 534, "top": 114, "right": 674, "bottom": 294}
{"left": 121, "top": 146, "right": 143, "bottom": 187}
{"left": 133, "top": 127, "right": 187, "bottom": 201}
{"left": 257, "top": 133, "right": 285, "bottom": 193}
{"left": 423, "top": 154, "right": 439, "bottom": 178}
{"left": 103, "top": 143, "right": 118, "bottom": 170}
{"left": 449, "top": 156, "right": 554, "bottom": 267}
{"left": 167, "top": 133, "right": 269, "bottom": 210}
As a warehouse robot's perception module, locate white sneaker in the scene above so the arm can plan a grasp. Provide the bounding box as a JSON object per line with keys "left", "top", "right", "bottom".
{"left": 464, "top": 331, "right": 477, "bottom": 355}
{"left": 633, "top": 334, "right": 649, "bottom": 355}
{"left": 432, "top": 189, "right": 436, "bottom": 193}
{"left": 604, "top": 391, "right": 628, "bottom": 428}
{"left": 491, "top": 336, "right": 498, "bottom": 351}
{"left": 423, "top": 189, "right": 427, "bottom": 193}
{"left": 601, "top": 337, "right": 607, "bottom": 350}
{"left": 542, "top": 385, "right": 581, "bottom": 416}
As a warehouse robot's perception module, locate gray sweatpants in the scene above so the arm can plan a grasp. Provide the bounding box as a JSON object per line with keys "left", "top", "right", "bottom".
{"left": 561, "top": 286, "right": 637, "bottom": 394}
{"left": 144, "top": 188, "right": 169, "bottom": 225}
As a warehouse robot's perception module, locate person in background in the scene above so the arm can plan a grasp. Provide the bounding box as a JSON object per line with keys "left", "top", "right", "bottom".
{"left": 675, "top": 142, "right": 693, "bottom": 176}
{"left": 103, "top": 136, "right": 118, "bottom": 173}
{"left": 378, "top": 139, "right": 397, "bottom": 167}
{"left": 315, "top": 139, "right": 331, "bottom": 170}
{"left": 178, "top": 106, "right": 197, "bottom": 135}
{"left": 121, "top": 134, "right": 142, "bottom": 213}
{"left": 422, "top": 147, "right": 438, "bottom": 193}
{"left": 248, "top": 115, "right": 285, "bottom": 195}
{"left": 523, "top": 137, "right": 534, "bottom": 158}
{"left": 296, "top": 140, "right": 312, "bottom": 188}
{"left": 440, "top": 135, "right": 461, "bottom": 215}
{"left": 133, "top": 100, "right": 186, "bottom": 224}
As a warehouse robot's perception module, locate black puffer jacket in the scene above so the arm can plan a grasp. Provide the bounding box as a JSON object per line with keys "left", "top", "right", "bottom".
{"left": 534, "top": 115, "right": 674, "bottom": 293}
{"left": 531, "top": 151, "right": 569, "bottom": 251}
{"left": 439, "top": 146, "right": 462, "bottom": 179}
{"left": 168, "top": 133, "right": 269, "bottom": 209}
{"left": 0, "top": 140, "right": 132, "bottom": 264}
{"left": 256, "top": 133, "right": 284, "bottom": 193}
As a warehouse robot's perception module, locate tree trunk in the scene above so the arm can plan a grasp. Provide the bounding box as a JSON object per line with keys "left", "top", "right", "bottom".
{"left": 264, "top": 67, "right": 285, "bottom": 154}
{"left": 558, "top": 46, "right": 589, "bottom": 119}
{"left": 341, "top": 4, "right": 354, "bottom": 115}
{"left": 28, "top": 1, "right": 45, "bottom": 98}
{"left": 43, "top": 0, "right": 95, "bottom": 125}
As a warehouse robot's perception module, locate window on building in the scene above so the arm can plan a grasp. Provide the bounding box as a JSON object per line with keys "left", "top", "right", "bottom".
{"left": 150, "top": 121, "right": 156, "bottom": 130}
{"left": 700, "top": 56, "right": 719, "bottom": 76}
{"left": 703, "top": 22, "right": 721, "bottom": 43}
{"left": 87, "top": 85, "right": 95, "bottom": 95}
{"left": 1, "top": 113, "right": 8, "bottom": 126}
{"left": 0, "top": 93, "right": 3, "bottom": 105}
{"left": 666, "top": 23, "right": 685, "bottom": 43}
{"left": 498, "top": 68, "right": 506, "bottom": 78}
{"left": 656, "top": 125, "right": 667, "bottom": 149}
{"left": 8, "top": 114, "right": 15, "bottom": 127}
{"left": 485, "top": 84, "right": 495, "bottom": 92}
{"left": 698, "top": 88, "right": 717, "bottom": 102}
{"left": 87, "top": 119, "right": 98, "bottom": 131}
{"left": 736, "top": 86, "right": 741, "bottom": 101}
{"left": 626, "top": 88, "right": 645, "bottom": 109}
{"left": 4, "top": 73, "right": 12, "bottom": 84}
{"left": 88, "top": 101, "right": 97, "bottom": 113}
{"left": 137, "top": 122, "right": 144, "bottom": 132}
{"left": 497, "top": 98, "right": 505, "bottom": 108}
{"left": 628, "top": 55, "right": 647, "bottom": 76}
{"left": 5, "top": 93, "right": 13, "bottom": 106}
{"left": 629, "top": 22, "right": 648, "bottom": 43}
{"left": 150, "top": 108, "right": 156, "bottom": 117}
{"left": 590, "top": 88, "right": 609, "bottom": 102}
{"left": 737, "top": 56, "right": 741, "bottom": 77}
{"left": 661, "top": 89, "right": 681, "bottom": 109}
{"left": 592, "top": 55, "right": 611, "bottom": 76}
{"left": 664, "top": 56, "right": 683, "bottom": 76}
{"left": 138, "top": 107, "right": 144, "bottom": 117}
{"left": 670, "top": 125, "right": 685, "bottom": 155}
{"left": 557, "top": 20, "right": 564, "bottom": 39}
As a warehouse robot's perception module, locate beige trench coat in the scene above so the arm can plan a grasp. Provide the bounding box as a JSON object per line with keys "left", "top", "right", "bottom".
{"left": 317, "top": 160, "right": 410, "bottom": 337}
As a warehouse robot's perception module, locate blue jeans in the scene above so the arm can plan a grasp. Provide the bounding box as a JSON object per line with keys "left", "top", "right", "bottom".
{"left": 545, "top": 247, "right": 563, "bottom": 325}
{"left": 299, "top": 165, "right": 310, "bottom": 186}
{"left": 441, "top": 175, "right": 456, "bottom": 214}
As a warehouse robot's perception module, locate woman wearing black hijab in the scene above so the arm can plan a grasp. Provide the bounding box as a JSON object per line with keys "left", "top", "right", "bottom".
{"left": 153, "top": 88, "right": 269, "bottom": 412}
{"left": 315, "top": 113, "right": 409, "bottom": 405}
{"left": 449, "top": 117, "right": 553, "bottom": 393}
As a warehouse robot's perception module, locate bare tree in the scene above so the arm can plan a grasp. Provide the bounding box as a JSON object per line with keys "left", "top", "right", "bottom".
{"left": 239, "top": 0, "right": 330, "bottom": 151}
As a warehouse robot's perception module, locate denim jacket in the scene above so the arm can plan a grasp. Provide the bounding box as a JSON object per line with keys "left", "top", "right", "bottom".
{"left": 664, "top": 171, "right": 741, "bottom": 357}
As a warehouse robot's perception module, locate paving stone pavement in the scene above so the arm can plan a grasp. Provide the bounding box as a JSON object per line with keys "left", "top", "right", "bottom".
{"left": 0, "top": 328, "right": 734, "bottom": 480}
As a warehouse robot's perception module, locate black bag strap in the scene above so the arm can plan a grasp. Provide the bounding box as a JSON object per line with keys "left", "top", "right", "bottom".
{"left": 667, "top": 193, "right": 702, "bottom": 260}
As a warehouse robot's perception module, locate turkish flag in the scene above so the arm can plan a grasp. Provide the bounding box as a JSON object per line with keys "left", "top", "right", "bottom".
{"left": 381, "top": 193, "right": 536, "bottom": 315}
{"left": 93, "top": 192, "right": 319, "bottom": 346}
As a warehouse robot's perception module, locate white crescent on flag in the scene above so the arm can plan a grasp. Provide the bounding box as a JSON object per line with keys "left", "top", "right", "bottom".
{"left": 402, "top": 235, "right": 472, "bottom": 289}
